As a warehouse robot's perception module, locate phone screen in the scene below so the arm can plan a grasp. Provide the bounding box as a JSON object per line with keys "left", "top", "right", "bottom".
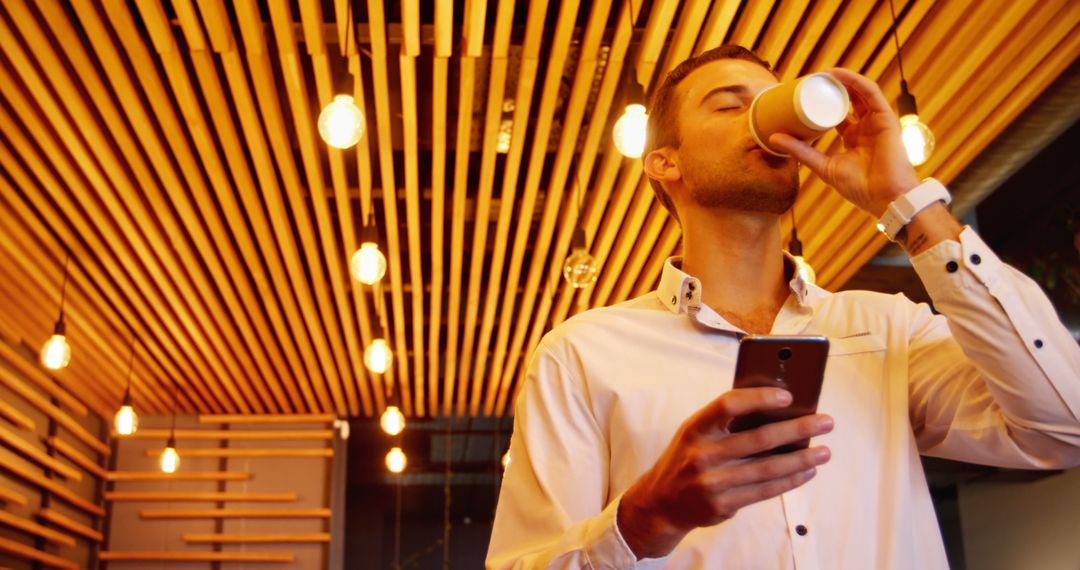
{"left": 727, "top": 335, "right": 829, "bottom": 456}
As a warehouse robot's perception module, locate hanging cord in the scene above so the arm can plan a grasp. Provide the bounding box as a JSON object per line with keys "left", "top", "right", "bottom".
{"left": 887, "top": 0, "right": 907, "bottom": 82}
{"left": 124, "top": 333, "right": 137, "bottom": 398}
{"left": 790, "top": 206, "right": 800, "bottom": 244}
{"left": 57, "top": 249, "right": 70, "bottom": 322}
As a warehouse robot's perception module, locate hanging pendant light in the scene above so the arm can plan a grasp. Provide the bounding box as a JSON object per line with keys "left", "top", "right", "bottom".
{"left": 385, "top": 446, "right": 407, "bottom": 474}
{"left": 41, "top": 252, "right": 72, "bottom": 370}
{"left": 113, "top": 336, "right": 139, "bottom": 436}
{"left": 502, "top": 451, "right": 511, "bottom": 471}
{"left": 888, "top": 0, "right": 934, "bottom": 166}
{"left": 350, "top": 224, "right": 387, "bottom": 285}
{"left": 318, "top": 0, "right": 365, "bottom": 149}
{"left": 564, "top": 227, "right": 599, "bottom": 289}
{"left": 161, "top": 382, "right": 180, "bottom": 473}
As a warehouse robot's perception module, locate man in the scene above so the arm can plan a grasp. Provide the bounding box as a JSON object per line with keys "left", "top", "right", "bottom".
{"left": 487, "top": 46, "right": 1080, "bottom": 569}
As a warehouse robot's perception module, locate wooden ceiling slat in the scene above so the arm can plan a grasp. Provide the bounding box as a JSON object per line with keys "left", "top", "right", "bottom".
{"left": 62, "top": 0, "right": 290, "bottom": 414}
{"left": 443, "top": 55, "right": 477, "bottom": 416}
{"left": 604, "top": 204, "right": 670, "bottom": 305}
{"left": 463, "top": 0, "right": 488, "bottom": 58}
{"left": 0, "top": 62, "right": 228, "bottom": 414}
{"left": 398, "top": 53, "right": 427, "bottom": 416}
{"left": 427, "top": 53, "right": 450, "bottom": 416}
{"left": 364, "top": 0, "right": 414, "bottom": 414}
{"left": 484, "top": 0, "right": 585, "bottom": 416}
{"left": 728, "top": 0, "right": 776, "bottom": 52}
{"left": 635, "top": 0, "right": 680, "bottom": 85}
{"left": 3, "top": 5, "right": 253, "bottom": 414}
{"left": 458, "top": 0, "right": 517, "bottom": 415}
{"left": 472, "top": 0, "right": 551, "bottom": 416}
{"left": 656, "top": 0, "right": 711, "bottom": 77}
{"left": 267, "top": 0, "right": 355, "bottom": 416}
{"left": 0, "top": 137, "right": 203, "bottom": 413}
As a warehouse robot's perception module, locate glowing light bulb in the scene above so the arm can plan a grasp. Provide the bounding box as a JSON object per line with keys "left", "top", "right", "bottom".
{"left": 364, "top": 338, "right": 393, "bottom": 374}
{"left": 385, "top": 446, "right": 407, "bottom": 474}
{"left": 900, "top": 114, "right": 935, "bottom": 166}
{"left": 41, "top": 334, "right": 71, "bottom": 370}
{"left": 502, "top": 451, "right": 511, "bottom": 471}
{"left": 114, "top": 405, "right": 138, "bottom": 436}
{"left": 564, "top": 249, "right": 599, "bottom": 289}
{"left": 563, "top": 227, "right": 598, "bottom": 289}
{"left": 612, "top": 103, "right": 648, "bottom": 158}
{"left": 350, "top": 242, "right": 387, "bottom": 285}
{"left": 793, "top": 256, "right": 817, "bottom": 286}
{"left": 380, "top": 405, "right": 405, "bottom": 436}
{"left": 160, "top": 443, "right": 180, "bottom": 474}
{"left": 318, "top": 95, "right": 365, "bottom": 149}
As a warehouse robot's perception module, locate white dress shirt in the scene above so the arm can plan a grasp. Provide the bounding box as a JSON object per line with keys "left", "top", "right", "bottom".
{"left": 487, "top": 227, "right": 1080, "bottom": 569}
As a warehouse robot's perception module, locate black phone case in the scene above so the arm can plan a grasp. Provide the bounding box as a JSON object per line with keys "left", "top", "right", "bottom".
{"left": 727, "top": 335, "right": 830, "bottom": 456}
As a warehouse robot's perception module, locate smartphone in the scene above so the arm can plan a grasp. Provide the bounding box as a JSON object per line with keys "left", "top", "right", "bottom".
{"left": 727, "top": 335, "right": 829, "bottom": 456}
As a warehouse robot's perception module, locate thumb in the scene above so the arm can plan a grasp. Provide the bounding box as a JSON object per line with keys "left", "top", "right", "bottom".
{"left": 770, "top": 133, "right": 830, "bottom": 180}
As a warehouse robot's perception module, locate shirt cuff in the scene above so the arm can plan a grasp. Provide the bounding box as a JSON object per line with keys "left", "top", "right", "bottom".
{"left": 583, "top": 495, "right": 671, "bottom": 570}
{"left": 910, "top": 226, "right": 1003, "bottom": 298}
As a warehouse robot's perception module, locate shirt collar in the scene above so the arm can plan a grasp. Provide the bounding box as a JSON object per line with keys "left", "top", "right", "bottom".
{"left": 656, "top": 253, "right": 813, "bottom": 317}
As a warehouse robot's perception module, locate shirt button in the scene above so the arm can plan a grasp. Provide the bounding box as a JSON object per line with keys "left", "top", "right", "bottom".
{"left": 970, "top": 254, "right": 982, "bottom": 265}
{"left": 945, "top": 261, "right": 959, "bottom": 273}
{"left": 795, "top": 524, "right": 808, "bottom": 536}
{"left": 671, "top": 295, "right": 677, "bottom": 305}
{"left": 1034, "top": 339, "right": 1044, "bottom": 349}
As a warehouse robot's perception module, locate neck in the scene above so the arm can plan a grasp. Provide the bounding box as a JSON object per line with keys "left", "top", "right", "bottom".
{"left": 679, "top": 207, "right": 789, "bottom": 332}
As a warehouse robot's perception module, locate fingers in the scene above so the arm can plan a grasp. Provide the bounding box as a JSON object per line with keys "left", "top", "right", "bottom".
{"left": 686, "top": 388, "right": 793, "bottom": 436}
{"left": 710, "top": 446, "right": 831, "bottom": 490}
{"left": 769, "top": 133, "right": 831, "bottom": 180}
{"left": 713, "top": 467, "right": 819, "bottom": 516}
{"left": 827, "top": 67, "right": 893, "bottom": 116}
{"left": 715, "top": 414, "right": 834, "bottom": 460}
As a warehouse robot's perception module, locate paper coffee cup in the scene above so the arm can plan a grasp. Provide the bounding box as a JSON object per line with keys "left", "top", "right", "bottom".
{"left": 749, "top": 73, "right": 850, "bottom": 156}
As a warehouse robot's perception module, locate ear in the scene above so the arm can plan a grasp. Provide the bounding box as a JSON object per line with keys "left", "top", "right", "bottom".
{"left": 643, "top": 148, "right": 681, "bottom": 186}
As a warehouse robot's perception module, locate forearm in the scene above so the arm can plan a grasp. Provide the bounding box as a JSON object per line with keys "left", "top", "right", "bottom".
{"left": 894, "top": 202, "right": 964, "bottom": 256}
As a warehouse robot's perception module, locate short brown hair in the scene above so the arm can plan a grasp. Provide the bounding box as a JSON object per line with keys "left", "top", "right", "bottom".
{"left": 643, "top": 46, "right": 775, "bottom": 221}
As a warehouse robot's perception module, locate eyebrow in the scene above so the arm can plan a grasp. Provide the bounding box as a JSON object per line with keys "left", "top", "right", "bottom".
{"left": 698, "top": 85, "right": 752, "bottom": 106}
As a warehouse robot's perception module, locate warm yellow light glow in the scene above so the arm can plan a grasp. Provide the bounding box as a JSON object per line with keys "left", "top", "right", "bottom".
{"left": 899, "top": 114, "right": 935, "bottom": 166}
{"left": 380, "top": 405, "right": 405, "bottom": 436}
{"left": 350, "top": 242, "right": 387, "bottom": 285}
{"left": 502, "top": 451, "right": 511, "bottom": 471}
{"left": 612, "top": 103, "right": 648, "bottom": 158}
{"left": 160, "top": 446, "right": 180, "bottom": 473}
{"left": 563, "top": 249, "right": 599, "bottom": 289}
{"left": 114, "top": 405, "right": 138, "bottom": 436}
{"left": 40, "top": 334, "right": 71, "bottom": 370}
{"left": 318, "top": 95, "right": 365, "bottom": 149}
{"left": 385, "top": 447, "right": 407, "bottom": 474}
{"left": 364, "top": 338, "right": 393, "bottom": 374}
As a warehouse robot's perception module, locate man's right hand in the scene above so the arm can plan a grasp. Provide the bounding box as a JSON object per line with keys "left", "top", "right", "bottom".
{"left": 616, "top": 388, "right": 834, "bottom": 559}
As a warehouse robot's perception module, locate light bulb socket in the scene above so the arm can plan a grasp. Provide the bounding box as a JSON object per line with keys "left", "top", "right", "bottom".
{"left": 622, "top": 67, "right": 646, "bottom": 106}
{"left": 166, "top": 433, "right": 177, "bottom": 449}
{"left": 53, "top": 319, "right": 65, "bottom": 335}
{"left": 572, "top": 226, "right": 588, "bottom": 250}
{"left": 897, "top": 80, "right": 918, "bottom": 118}
{"left": 359, "top": 223, "right": 379, "bottom": 245}
{"left": 789, "top": 235, "right": 804, "bottom": 257}
{"left": 121, "top": 389, "right": 133, "bottom": 406}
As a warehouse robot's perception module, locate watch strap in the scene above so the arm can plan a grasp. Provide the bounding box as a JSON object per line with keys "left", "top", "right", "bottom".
{"left": 876, "top": 178, "right": 951, "bottom": 241}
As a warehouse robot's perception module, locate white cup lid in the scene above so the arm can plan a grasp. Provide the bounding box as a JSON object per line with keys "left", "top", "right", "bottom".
{"left": 796, "top": 74, "right": 850, "bottom": 130}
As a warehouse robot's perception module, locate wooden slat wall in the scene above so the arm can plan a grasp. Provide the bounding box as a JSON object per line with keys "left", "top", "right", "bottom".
{"left": 0, "top": 0, "right": 1075, "bottom": 420}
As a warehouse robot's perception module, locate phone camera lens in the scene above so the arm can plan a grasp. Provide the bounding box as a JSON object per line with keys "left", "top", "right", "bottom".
{"left": 779, "top": 347, "right": 793, "bottom": 361}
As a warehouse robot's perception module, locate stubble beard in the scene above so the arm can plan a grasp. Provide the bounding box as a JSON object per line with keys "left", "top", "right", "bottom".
{"left": 681, "top": 150, "right": 800, "bottom": 215}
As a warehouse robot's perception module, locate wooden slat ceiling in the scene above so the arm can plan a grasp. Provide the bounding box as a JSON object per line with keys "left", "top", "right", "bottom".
{"left": 0, "top": 0, "right": 1077, "bottom": 419}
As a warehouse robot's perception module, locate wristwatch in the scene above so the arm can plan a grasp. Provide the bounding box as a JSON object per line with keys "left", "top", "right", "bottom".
{"left": 875, "top": 178, "right": 951, "bottom": 241}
